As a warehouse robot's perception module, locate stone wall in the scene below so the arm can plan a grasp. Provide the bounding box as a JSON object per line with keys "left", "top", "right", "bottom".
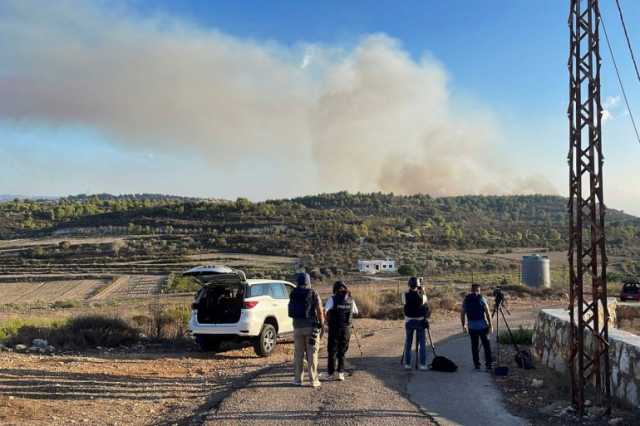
{"left": 533, "top": 308, "right": 640, "bottom": 408}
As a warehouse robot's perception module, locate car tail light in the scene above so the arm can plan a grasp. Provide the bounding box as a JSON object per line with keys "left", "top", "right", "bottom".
{"left": 243, "top": 301, "right": 259, "bottom": 309}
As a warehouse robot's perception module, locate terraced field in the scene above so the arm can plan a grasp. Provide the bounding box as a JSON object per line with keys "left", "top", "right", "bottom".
{"left": 0, "top": 237, "right": 298, "bottom": 305}
{"left": 0, "top": 279, "right": 108, "bottom": 303}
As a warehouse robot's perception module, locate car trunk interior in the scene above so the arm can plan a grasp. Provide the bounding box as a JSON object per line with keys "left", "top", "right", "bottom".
{"left": 194, "top": 283, "right": 245, "bottom": 324}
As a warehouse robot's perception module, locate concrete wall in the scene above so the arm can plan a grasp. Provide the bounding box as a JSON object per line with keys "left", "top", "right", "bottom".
{"left": 533, "top": 308, "right": 640, "bottom": 408}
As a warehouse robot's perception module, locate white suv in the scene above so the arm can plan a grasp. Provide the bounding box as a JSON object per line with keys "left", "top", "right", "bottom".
{"left": 185, "top": 265, "right": 295, "bottom": 356}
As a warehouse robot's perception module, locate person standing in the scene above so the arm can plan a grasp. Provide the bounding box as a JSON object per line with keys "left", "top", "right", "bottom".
{"left": 289, "top": 272, "right": 324, "bottom": 387}
{"left": 461, "top": 284, "right": 493, "bottom": 370}
{"left": 402, "top": 277, "right": 429, "bottom": 370}
{"left": 322, "top": 281, "right": 359, "bottom": 381}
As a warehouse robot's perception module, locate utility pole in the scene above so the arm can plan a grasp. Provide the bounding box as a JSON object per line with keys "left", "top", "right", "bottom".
{"left": 568, "top": 0, "right": 611, "bottom": 415}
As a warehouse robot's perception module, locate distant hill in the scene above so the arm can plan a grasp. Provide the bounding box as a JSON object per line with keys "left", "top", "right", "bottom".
{"left": 0, "top": 192, "right": 640, "bottom": 247}
{"left": 1, "top": 192, "right": 639, "bottom": 269}
{"left": 0, "top": 194, "right": 59, "bottom": 202}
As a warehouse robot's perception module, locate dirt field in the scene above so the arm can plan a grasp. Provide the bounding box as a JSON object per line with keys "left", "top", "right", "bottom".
{"left": 0, "top": 280, "right": 108, "bottom": 304}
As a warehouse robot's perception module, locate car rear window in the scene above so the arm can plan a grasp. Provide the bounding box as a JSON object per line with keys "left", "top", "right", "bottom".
{"left": 248, "top": 284, "right": 271, "bottom": 297}
{"left": 270, "top": 283, "right": 288, "bottom": 299}
{"left": 624, "top": 284, "right": 639, "bottom": 293}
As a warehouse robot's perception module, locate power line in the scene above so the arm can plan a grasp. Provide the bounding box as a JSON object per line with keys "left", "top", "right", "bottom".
{"left": 614, "top": 0, "right": 640, "bottom": 83}
{"left": 601, "top": 16, "right": 640, "bottom": 146}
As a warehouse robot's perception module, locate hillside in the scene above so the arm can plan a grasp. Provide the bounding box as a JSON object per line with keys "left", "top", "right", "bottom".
{"left": 1, "top": 192, "right": 639, "bottom": 275}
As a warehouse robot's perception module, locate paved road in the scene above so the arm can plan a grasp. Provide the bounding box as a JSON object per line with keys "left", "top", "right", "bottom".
{"left": 202, "top": 311, "right": 537, "bottom": 426}
{"left": 407, "top": 332, "right": 527, "bottom": 426}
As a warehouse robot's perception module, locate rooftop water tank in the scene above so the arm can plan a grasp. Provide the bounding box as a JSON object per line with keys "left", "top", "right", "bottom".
{"left": 521, "top": 255, "right": 551, "bottom": 288}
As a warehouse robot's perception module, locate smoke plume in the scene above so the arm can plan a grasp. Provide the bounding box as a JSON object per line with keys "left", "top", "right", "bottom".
{"left": 0, "top": 1, "right": 556, "bottom": 196}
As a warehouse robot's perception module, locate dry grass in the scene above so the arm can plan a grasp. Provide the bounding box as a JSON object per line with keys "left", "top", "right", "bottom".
{"left": 351, "top": 285, "right": 463, "bottom": 319}
{"left": 350, "top": 287, "right": 403, "bottom": 320}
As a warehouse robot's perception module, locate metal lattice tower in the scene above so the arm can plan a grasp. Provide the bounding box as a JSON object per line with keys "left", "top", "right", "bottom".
{"left": 567, "top": 0, "right": 611, "bottom": 415}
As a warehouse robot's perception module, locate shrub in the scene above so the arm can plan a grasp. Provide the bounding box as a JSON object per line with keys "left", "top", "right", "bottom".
{"left": 0, "top": 318, "right": 60, "bottom": 342}
{"left": 165, "top": 273, "right": 200, "bottom": 293}
{"left": 497, "top": 326, "right": 533, "bottom": 345}
{"left": 398, "top": 264, "right": 417, "bottom": 276}
{"left": 351, "top": 288, "right": 403, "bottom": 320}
{"left": 146, "top": 303, "right": 191, "bottom": 340}
{"left": 434, "top": 294, "right": 459, "bottom": 311}
{"left": 6, "top": 315, "right": 139, "bottom": 349}
{"left": 52, "top": 300, "right": 81, "bottom": 309}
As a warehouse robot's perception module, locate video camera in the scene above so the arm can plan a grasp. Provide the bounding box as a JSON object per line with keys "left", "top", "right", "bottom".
{"left": 492, "top": 286, "right": 509, "bottom": 315}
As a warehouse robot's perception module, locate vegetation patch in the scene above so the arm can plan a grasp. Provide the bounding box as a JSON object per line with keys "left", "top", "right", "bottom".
{"left": 351, "top": 287, "right": 404, "bottom": 320}
{"left": 497, "top": 326, "right": 534, "bottom": 345}
{"left": 52, "top": 299, "right": 82, "bottom": 309}
{"left": 4, "top": 315, "right": 139, "bottom": 349}
{"left": 164, "top": 273, "right": 200, "bottom": 293}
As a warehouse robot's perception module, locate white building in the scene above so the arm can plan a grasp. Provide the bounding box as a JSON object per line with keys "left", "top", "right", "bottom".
{"left": 357, "top": 259, "right": 397, "bottom": 274}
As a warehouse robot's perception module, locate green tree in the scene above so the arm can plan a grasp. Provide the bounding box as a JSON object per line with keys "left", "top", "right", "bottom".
{"left": 398, "top": 264, "right": 417, "bottom": 276}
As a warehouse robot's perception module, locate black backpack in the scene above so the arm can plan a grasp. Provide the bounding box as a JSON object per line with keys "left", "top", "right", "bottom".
{"left": 430, "top": 355, "right": 458, "bottom": 372}
{"left": 288, "top": 287, "right": 315, "bottom": 319}
{"left": 515, "top": 349, "right": 535, "bottom": 370}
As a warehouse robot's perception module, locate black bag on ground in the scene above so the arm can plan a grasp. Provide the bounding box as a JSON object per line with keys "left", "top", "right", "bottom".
{"left": 426, "top": 327, "right": 458, "bottom": 372}
{"left": 430, "top": 355, "right": 458, "bottom": 372}
{"left": 515, "top": 349, "right": 534, "bottom": 369}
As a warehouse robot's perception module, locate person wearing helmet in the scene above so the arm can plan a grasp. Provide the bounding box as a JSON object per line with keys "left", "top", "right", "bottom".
{"left": 402, "top": 276, "right": 429, "bottom": 370}
{"left": 321, "top": 281, "right": 359, "bottom": 381}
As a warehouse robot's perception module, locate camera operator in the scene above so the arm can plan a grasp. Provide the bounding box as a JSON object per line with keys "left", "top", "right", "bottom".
{"left": 461, "top": 284, "right": 493, "bottom": 371}
{"left": 402, "top": 277, "right": 430, "bottom": 370}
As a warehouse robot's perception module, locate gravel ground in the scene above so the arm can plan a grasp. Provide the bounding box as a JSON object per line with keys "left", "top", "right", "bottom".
{"left": 0, "top": 343, "right": 294, "bottom": 426}
{"left": 205, "top": 318, "right": 435, "bottom": 426}
{"left": 4, "top": 297, "right": 620, "bottom": 426}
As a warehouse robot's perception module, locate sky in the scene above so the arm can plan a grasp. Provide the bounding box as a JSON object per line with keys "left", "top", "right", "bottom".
{"left": 1, "top": 0, "right": 640, "bottom": 213}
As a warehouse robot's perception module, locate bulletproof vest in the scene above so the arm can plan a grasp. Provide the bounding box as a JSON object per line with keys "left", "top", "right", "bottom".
{"left": 329, "top": 293, "right": 354, "bottom": 328}
{"left": 288, "top": 287, "right": 316, "bottom": 320}
{"left": 404, "top": 291, "right": 427, "bottom": 318}
{"left": 464, "top": 294, "right": 485, "bottom": 321}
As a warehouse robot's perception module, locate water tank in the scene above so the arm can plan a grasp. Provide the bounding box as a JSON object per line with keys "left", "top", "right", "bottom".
{"left": 521, "top": 255, "right": 551, "bottom": 288}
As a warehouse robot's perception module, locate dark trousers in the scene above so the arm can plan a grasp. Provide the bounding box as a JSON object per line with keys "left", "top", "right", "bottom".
{"left": 469, "top": 327, "right": 493, "bottom": 367}
{"left": 327, "top": 325, "right": 351, "bottom": 374}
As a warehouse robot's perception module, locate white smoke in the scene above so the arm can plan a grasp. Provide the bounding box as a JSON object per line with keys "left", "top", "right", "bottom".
{"left": 0, "top": 0, "right": 556, "bottom": 196}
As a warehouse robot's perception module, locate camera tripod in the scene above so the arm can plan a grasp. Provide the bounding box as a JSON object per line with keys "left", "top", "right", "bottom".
{"left": 492, "top": 293, "right": 511, "bottom": 374}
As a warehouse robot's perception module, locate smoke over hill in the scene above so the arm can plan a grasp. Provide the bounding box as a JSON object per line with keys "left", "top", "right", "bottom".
{"left": 0, "top": 1, "right": 556, "bottom": 196}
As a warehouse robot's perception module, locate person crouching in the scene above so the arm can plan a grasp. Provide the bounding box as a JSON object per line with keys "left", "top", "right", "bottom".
{"left": 323, "top": 281, "right": 359, "bottom": 381}
{"left": 402, "top": 276, "right": 429, "bottom": 370}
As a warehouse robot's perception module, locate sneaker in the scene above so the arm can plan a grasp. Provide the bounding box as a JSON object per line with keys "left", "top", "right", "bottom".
{"left": 485, "top": 364, "right": 493, "bottom": 372}
{"left": 474, "top": 364, "right": 481, "bottom": 370}
{"left": 337, "top": 372, "right": 345, "bottom": 381}
{"left": 418, "top": 364, "right": 429, "bottom": 371}
{"left": 404, "top": 364, "right": 412, "bottom": 370}
{"left": 311, "top": 380, "right": 322, "bottom": 388}
{"left": 293, "top": 380, "right": 303, "bottom": 386}
{"left": 319, "top": 372, "right": 335, "bottom": 381}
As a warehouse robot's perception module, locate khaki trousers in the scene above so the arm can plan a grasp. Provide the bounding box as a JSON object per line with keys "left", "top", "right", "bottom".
{"left": 293, "top": 327, "right": 319, "bottom": 383}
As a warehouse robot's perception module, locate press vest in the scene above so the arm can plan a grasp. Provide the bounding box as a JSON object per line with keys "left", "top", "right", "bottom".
{"left": 329, "top": 293, "right": 354, "bottom": 328}
{"left": 463, "top": 293, "right": 486, "bottom": 321}
{"left": 404, "top": 291, "right": 427, "bottom": 318}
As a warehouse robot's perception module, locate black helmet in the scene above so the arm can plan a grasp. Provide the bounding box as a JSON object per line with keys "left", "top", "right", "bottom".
{"left": 296, "top": 272, "right": 311, "bottom": 287}
{"left": 408, "top": 276, "right": 419, "bottom": 289}
{"left": 333, "top": 280, "right": 347, "bottom": 294}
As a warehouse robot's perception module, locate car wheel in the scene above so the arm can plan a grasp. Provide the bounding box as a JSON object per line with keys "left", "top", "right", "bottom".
{"left": 254, "top": 323, "right": 277, "bottom": 357}
{"left": 195, "top": 335, "right": 222, "bottom": 352}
